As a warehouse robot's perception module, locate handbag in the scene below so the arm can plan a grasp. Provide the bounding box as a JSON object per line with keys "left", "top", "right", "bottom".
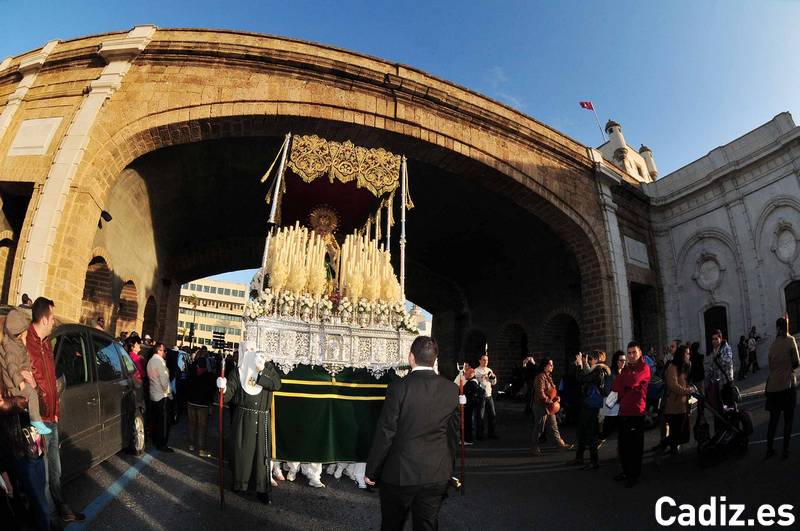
{"left": 713, "top": 356, "right": 740, "bottom": 405}
{"left": 583, "top": 384, "right": 603, "bottom": 409}
{"left": 545, "top": 385, "right": 560, "bottom": 416}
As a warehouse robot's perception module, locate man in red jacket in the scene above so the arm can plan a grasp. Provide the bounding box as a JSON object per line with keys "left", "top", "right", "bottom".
{"left": 611, "top": 341, "right": 651, "bottom": 488}
{"left": 27, "top": 297, "right": 85, "bottom": 524}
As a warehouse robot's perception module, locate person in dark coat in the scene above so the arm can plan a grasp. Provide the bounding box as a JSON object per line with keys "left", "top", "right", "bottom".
{"left": 365, "top": 336, "right": 459, "bottom": 531}
{"left": 566, "top": 351, "right": 610, "bottom": 469}
{"left": 217, "top": 345, "right": 282, "bottom": 504}
{"left": 186, "top": 353, "right": 216, "bottom": 457}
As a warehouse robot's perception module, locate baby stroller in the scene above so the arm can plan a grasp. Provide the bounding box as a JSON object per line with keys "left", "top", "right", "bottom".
{"left": 692, "top": 391, "right": 753, "bottom": 464}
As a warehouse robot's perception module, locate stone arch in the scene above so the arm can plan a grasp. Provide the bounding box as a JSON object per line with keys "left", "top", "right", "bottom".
{"left": 533, "top": 313, "right": 580, "bottom": 378}
{"left": 79, "top": 256, "right": 113, "bottom": 326}
{"left": 753, "top": 195, "right": 800, "bottom": 257}
{"left": 783, "top": 280, "right": 800, "bottom": 335}
{"left": 142, "top": 295, "right": 158, "bottom": 339}
{"left": 65, "top": 113, "right": 614, "bottom": 348}
{"left": 676, "top": 228, "right": 740, "bottom": 270}
{"left": 493, "top": 322, "right": 529, "bottom": 383}
{"left": 675, "top": 228, "right": 750, "bottom": 339}
{"left": 16, "top": 30, "right": 621, "bottom": 353}
{"left": 116, "top": 280, "right": 139, "bottom": 335}
{"left": 462, "top": 329, "right": 488, "bottom": 367}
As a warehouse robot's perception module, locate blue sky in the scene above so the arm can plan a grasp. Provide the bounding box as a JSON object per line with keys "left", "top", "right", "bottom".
{"left": 3, "top": 1, "right": 798, "bottom": 289}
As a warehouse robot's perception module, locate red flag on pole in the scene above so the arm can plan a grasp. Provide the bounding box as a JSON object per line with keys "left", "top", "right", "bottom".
{"left": 579, "top": 101, "right": 594, "bottom": 110}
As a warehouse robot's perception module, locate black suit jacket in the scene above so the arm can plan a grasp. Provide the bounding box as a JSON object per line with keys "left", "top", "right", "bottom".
{"left": 366, "top": 369, "right": 459, "bottom": 486}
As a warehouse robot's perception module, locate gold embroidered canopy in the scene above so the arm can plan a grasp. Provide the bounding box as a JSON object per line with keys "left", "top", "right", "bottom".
{"left": 287, "top": 135, "right": 401, "bottom": 197}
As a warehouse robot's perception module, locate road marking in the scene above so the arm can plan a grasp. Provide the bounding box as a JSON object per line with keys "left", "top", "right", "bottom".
{"left": 66, "top": 452, "right": 155, "bottom": 530}
{"left": 749, "top": 432, "right": 800, "bottom": 445}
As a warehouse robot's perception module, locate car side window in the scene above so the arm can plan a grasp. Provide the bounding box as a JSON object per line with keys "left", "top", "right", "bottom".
{"left": 55, "top": 333, "right": 90, "bottom": 387}
{"left": 93, "top": 334, "right": 123, "bottom": 381}
{"left": 113, "top": 343, "right": 135, "bottom": 376}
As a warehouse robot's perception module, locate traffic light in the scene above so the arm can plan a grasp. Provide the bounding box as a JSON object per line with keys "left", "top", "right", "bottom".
{"left": 212, "top": 330, "right": 226, "bottom": 350}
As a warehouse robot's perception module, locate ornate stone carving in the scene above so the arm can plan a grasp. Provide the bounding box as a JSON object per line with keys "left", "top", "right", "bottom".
{"left": 692, "top": 252, "right": 725, "bottom": 293}
{"left": 288, "top": 135, "right": 401, "bottom": 197}
{"left": 771, "top": 220, "right": 798, "bottom": 265}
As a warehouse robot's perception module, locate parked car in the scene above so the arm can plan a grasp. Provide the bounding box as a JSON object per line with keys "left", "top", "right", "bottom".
{"left": 52, "top": 323, "right": 147, "bottom": 480}
{"left": 0, "top": 306, "right": 146, "bottom": 481}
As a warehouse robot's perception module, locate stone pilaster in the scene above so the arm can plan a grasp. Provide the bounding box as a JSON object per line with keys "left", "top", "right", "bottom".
{"left": 589, "top": 148, "right": 633, "bottom": 347}
{"left": 0, "top": 40, "right": 59, "bottom": 142}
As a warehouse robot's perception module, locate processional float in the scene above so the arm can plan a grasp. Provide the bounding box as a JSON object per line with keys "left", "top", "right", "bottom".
{"left": 242, "top": 133, "right": 418, "bottom": 467}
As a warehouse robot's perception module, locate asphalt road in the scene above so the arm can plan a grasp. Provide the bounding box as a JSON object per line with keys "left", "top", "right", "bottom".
{"left": 62, "top": 393, "right": 799, "bottom": 530}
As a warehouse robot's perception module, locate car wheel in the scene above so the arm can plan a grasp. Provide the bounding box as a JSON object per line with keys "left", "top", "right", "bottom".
{"left": 643, "top": 405, "right": 659, "bottom": 430}
{"left": 129, "top": 411, "right": 146, "bottom": 456}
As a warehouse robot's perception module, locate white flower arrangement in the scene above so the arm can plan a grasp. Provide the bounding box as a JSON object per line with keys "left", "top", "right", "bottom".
{"left": 373, "top": 300, "right": 390, "bottom": 326}
{"left": 397, "top": 310, "right": 419, "bottom": 334}
{"left": 356, "top": 298, "right": 372, "bottom": 315}
{"left": 356, "top": 298, "right": 372, "bottom": 327}
{"left": 297, "top": 293, "right": 315, "bottom": 321}
{"left": 338, "top": 296, "right": 354, "bottom": 323}
{"left": 390, "top": 302, "right": 406, "bottom": 325}
{"left": 317, "top": 296, "right": 334, "bottom": 322}
{"left": 244, "top": 298, "right": 266, "bottom": 321}
{"left": 278, "top": 291, "right": 296, "bottom": 316}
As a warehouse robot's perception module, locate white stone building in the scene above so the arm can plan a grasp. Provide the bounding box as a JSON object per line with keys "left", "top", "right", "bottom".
{"left": 644, "top": 112, "right": 800, "bottom": 353}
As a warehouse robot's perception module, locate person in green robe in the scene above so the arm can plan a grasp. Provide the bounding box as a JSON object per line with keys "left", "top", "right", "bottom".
{"left": 217, "top": 346, "right": 282, "bottom": 504}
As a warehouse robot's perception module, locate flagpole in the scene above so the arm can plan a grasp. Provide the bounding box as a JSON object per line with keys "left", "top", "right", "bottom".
{"left": 592, "top": 107, "right": 606, "bottom": 143}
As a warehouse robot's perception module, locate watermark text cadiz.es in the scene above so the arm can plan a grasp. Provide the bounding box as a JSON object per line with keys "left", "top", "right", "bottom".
{"left": 656, "top": 496, "right": 795, "bottom": 527}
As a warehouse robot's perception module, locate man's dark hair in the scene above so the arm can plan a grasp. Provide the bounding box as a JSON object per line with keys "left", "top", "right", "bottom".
{"left": 776, "top": 317, "right": 788, "bottom": 335}
{"left": 627, "top": 341, "right": 641, "bottom": 351}
{"left": 21, "top": 293, "right": 31, "bottom": 304}
{"left": 31, "top": 297, "right": 55, "bottom": 323}
{"left": 410, "top": 336, "right": 438, "bottom": 366}
{"left": 712, "top": 329, "right": 724, "bottom": 340}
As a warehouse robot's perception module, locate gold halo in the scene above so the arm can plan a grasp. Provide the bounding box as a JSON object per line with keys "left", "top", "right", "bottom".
{"left": 308, "top": 205, "right": 340, "bottom": 235}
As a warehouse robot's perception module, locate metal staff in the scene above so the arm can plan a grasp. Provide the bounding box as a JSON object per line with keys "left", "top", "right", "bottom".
{"left": 218, "top": 356, "right": 226, "bottom": 510}
{"left": 456, "top": 362, "right": 465, "bottom": 495}
{"left": 261, "top": 133, "right": 292, "bottom": 272}
{"left": 400, "top": 156, "right": 408, "bottom": 301}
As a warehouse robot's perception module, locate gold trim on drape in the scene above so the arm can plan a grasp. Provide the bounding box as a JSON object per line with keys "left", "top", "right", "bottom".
{"left": 287, "top": 135, "right": 402, "bottom": 197}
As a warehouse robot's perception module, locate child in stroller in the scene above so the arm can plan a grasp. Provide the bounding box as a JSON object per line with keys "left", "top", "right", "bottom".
{"left": 693, "top": 391, "right": 753, "bottom": 462}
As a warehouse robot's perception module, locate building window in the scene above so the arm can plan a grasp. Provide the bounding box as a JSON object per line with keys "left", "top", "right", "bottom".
{"left": 786, "top": 281, "right": 800, "bottom": 335}
{"left": 223, "top": 288, "right": 230, "bottom": 296}
{"left": 203, "top": 285, "right": 210, "bottom": 293}
{"left": 182, "top": 283, "right": 188, "bottom": 289}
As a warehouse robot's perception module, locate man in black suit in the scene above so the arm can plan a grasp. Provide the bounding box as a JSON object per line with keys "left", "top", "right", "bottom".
{"left": 365, "top": 336, "right": 460, "bottom": 531}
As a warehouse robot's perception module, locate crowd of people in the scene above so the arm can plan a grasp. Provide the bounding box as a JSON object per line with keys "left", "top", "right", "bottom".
{"left": 1, "top": 288, "right": 797, "bottom": 529}
{"left": 458, "top": 318, "right": 798, "bottom": 491}
{"left": 1, "top": 298, "right": 85, "bottom": 530}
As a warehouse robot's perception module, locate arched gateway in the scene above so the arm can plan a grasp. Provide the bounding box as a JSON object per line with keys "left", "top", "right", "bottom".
{"left": 0, "top": 26, "right": 661, "bottom": 375}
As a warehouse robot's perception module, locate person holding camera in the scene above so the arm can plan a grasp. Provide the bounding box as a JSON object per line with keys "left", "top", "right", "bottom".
{"left": 567, "top": 351, "right": 609, "bottom": 470}
{"left": 474, "top": 353, "right": 498, "bottom": 440}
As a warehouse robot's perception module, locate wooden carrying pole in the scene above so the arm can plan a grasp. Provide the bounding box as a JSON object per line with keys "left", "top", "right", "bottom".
{"left": 261, "top": 133, "right": 292, "bottom": 271}
{"left": 400, "top": 156, "right": 408, "bottom": 301}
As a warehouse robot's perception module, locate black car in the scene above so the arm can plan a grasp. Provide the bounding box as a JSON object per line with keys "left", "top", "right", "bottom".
{"left": 51, "top": 323, "right": 146, "bottom": 480}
